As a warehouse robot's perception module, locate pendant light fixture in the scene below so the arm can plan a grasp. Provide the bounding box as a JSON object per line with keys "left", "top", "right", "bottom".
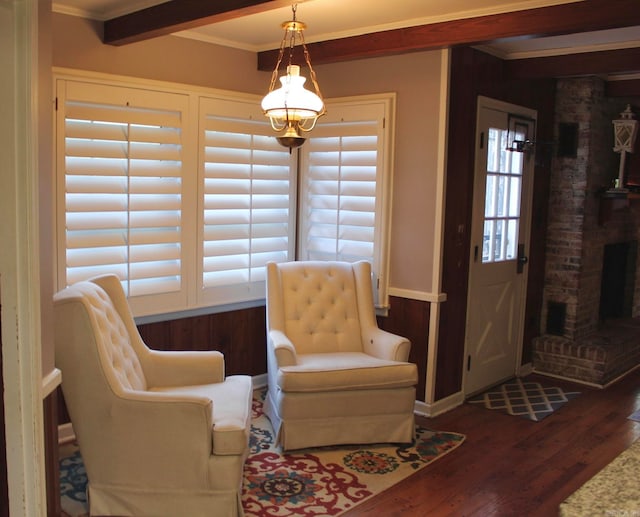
{"left": 261, "top": 4, "right": 325, "bottom": 149}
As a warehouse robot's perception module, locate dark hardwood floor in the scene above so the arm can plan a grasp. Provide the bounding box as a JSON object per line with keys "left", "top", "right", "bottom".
{"left": 346, "top": 368, "right": 640, "bottom": 517}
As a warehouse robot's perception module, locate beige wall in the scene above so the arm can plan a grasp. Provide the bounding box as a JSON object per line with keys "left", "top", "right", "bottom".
{"left": 315, "top": 53, "right": 443, "bottom": 293}
{"left": 52, "top": 13, "right": 270, "bottom": 94}
{"left": 52, "top": 12, "right": 443, "bottom": 295}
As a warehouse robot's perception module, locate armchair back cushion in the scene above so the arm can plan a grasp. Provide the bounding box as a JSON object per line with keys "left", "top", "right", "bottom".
{"left": 277, "top": 261, "right": 365, "bottom": 354}
{"left": 80, "top": 281, "right": 147, "bottom": 391}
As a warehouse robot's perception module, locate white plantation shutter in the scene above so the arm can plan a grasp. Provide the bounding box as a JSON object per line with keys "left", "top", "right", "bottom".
{"left": 57, "top": 80, "right": 190, "bottom": 313}
{"left": 301, "top": 127, "right": 378, "bottom": 262}
{"left": 56, "top": 75, "right": 395, "bottom": 316}
{"left": 199, "top": 97, "right": 295, "bottom": 305}
{"left": 299, "top": 97, "right": 393, "bottom": 307}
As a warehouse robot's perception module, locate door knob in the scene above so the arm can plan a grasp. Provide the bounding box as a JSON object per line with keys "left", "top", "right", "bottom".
{"left": 517, "top": 243, "right": 528, "bottom": 273}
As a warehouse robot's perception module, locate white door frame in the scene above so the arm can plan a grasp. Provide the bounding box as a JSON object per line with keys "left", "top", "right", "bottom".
{"left": 0, "top": 1, "right": 47, "bottom": 515}
{"left": 462, "top": 95, "right": 537, "bottom": 396}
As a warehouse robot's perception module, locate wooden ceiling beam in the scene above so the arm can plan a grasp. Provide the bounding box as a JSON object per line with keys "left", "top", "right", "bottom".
{"left": 258, "top": 0, "right": 640, "bottom": 70}
{"left": 104, "top": 0, "right": 295, "bottom": 46}
{"left": 607, "top": 78, "right": 640, "bottom": 97}
{"left": 505, "top": 47, "right": 640, "bottom": 79}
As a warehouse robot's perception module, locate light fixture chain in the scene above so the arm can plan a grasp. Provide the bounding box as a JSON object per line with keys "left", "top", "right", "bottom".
{"left": 300, "top": 31, "right": 324, "bottom": 105}
{"left": 268, "top": 37, "right": 288, "bottom": 92}
{"left": 287, "top": 19, "right": 297, "bottom": 67}
{"left": 261, "top": 3, "right": 325, "bottom": 148}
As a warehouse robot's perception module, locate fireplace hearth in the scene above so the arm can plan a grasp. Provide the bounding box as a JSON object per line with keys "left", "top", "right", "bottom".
{"left": 534, "top": 319, "right": 640, "bottom": 386}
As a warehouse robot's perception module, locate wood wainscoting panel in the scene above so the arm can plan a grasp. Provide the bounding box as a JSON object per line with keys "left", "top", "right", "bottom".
{"left": 137, "top": 305, "right": 267, "bottom": 377}
{"left": 378, "top": 296, "right": 429, "bottom": 403}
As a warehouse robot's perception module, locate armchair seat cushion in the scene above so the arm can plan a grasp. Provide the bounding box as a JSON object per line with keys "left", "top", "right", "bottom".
{"left": 151, "top": 375, "right": 252, "bottom": 456}
{"left": 277, "top": 352, "right": 418, "bottom": 392}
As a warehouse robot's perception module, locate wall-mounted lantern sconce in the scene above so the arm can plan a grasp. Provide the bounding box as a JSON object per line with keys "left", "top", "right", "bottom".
{"left": 611, "top": 104, "right": 638, "bottom": 192}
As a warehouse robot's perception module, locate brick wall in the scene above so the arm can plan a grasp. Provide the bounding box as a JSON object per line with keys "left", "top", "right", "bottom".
{"left": 542, "top": 77, "right": 640, "bottom": 340}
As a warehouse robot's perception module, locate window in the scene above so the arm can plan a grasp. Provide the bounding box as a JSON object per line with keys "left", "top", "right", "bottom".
{"left": 299, "top": 98, "right": 393, "bottom": 306}
{"left": 56, "top": 79, "right": 192, "bottom": 315}
{"left": 56, "top": 74, "right": 394, "bottom": 316}
{"left": 199, "top": 97, "right": 295, "bottom": 306}
{"left": 482, "top": 127, "right": 524, "bottom": 263}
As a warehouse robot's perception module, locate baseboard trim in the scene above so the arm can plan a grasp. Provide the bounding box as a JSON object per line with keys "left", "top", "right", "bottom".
{"left": 252, "top": 373, "right": 268, "bottom": 389}
{"left": 517, "top": 362, "right": 534, "bottom": 377}
{"left": 414, "top": 390, "right": 464, "bottom": 418}
{"left": 414, "top": 400, "right": 429, "bottom": 416}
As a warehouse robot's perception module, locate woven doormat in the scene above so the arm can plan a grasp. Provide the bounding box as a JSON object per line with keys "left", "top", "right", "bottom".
{"left": 467, "top": 378, "right": 580, "bottom": 422}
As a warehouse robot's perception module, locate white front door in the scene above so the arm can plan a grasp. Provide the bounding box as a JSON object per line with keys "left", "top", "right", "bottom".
{"left": 464, "top": 97, "right": 536, "bottom": 396}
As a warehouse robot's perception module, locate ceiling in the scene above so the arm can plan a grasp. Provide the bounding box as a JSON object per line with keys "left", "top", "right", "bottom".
{"left": 52, "top": 0, "right": 640, "bottom": 78}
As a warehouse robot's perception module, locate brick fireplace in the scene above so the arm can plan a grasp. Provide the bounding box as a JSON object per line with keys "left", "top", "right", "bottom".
{"left": 533, "top": 77, "right": 640, "bottom": 386}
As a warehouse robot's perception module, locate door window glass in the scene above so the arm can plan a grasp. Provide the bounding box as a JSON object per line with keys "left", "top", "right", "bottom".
{"left": 482, "top": 127, "right": 524, "bottom": 263}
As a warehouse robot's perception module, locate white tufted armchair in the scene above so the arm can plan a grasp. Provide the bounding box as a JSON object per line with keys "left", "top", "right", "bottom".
{"left": 265, "top": 260, "right": 418, "bottom": 451}
{"left": 54, "top": 274, "right": 253, "bottom": 517}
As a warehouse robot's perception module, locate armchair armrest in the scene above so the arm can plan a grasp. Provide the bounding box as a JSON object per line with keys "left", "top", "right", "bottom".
{"left": 362, "top": 327, "right": 411, "bottom": 362}
{"left": 268, "top": 330, "right": 297, "bottom": 367}
{"left": 87, "top": 389, "right": 216, "bottom": 488}
{"left": 142, "top": 350, "right": 225, "bottom": 388}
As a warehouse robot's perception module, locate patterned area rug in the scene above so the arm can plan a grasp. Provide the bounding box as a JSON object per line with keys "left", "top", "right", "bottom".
{"left": 243, "top": 389, "right": 465, "bottom": 516}
{"left": 59, "top": 443, "right": 87, "bottom": 517}
{"left": 60, "top": 389, "right": 465, "bottom": 516}
{"left": 467, "top": 378, "right": 580, "bottom": 422}
{"left": 559, "top": 438, "right": 640, "bottom": 516}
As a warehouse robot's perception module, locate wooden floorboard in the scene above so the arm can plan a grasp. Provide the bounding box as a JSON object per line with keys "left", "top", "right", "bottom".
{"left": 345, "top": 369, "right": 640, "bottom": 517}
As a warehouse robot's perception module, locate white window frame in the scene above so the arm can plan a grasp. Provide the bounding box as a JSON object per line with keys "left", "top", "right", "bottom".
{"left": 299, "top": 94, "right": 395, "bottom": 308}
{"left": 54, "top": 70, "right": 395, "bottom": 317}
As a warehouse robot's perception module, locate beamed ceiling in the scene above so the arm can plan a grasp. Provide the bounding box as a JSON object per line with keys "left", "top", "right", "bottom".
{"left": 92, "top": 0, "right": 640, "bottom": 95}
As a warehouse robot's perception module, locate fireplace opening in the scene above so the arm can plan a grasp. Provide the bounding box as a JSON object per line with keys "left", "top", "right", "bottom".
{"left": 599, "top": 241, "right": 637, "bottom": 321}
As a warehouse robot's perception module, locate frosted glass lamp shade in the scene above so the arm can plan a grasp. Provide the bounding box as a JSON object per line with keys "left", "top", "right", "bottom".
{"left": 261, "top": 65, "right": 324, "bottom": 125}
